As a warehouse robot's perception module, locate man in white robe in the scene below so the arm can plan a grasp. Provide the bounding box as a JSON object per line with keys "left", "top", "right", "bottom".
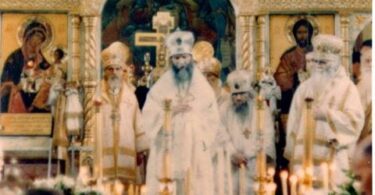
{"left": 219, "top": 69, "right": 276, "bottom": 195}
{"left": 356, "top": 40, "right": 372, "bottom": 142}
{"left": 142, "top": 29, "right": 220, "bottom": 195}
{"left": 284, "top": 34, "right": 364, "bottom": 188}
{"left": 96, "top": 42, "right": 148, "bottom": 183}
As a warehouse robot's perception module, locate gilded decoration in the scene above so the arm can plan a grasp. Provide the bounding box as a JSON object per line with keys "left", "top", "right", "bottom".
{"left": 0, "top": 0, "right": 80, "bottom": 13}
{"left": 238, "top": 0, "right": 371, "bottom": 15}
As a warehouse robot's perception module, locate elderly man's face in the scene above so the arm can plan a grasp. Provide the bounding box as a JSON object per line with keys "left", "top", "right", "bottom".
{"left": 305, "top": 53, "right": 316, "bottom": 72}
{"left": 171, "top": 54, "right": 192, "bottom": 69}
{"left": 105, "top": 64, "right": 124, "bottom": 79}
{"left": 231, "top": 92, "right": 250, "bottom": 108}
{"left": 313, "top": 53, "right": 340, "bottom": 74}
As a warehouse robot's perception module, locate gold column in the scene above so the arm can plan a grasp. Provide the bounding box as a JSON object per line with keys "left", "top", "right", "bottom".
{"left": 256, "top": 15, "right": 266, "bottom": 73}
{"left": 339, "top": 13, "right": 350, "bottom": 73}
{"left": 241, "top": 15, "right": 255, "bottom": 71}
{"left": 81, "top": 16, "right": 99, "bottom": 171}
{"left": 71, "top": 15, "right": 81, "bottom": 82}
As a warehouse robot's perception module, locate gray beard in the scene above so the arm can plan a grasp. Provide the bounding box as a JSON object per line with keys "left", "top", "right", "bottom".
{"left": 234, "top": 102, "right": 250, "bottom": 123}
{"left": 310, "top": 72, "right": 332, "bottom": 95}
{"left": 108, "top": 76, "right": 122, "bottom": 93}
{"left": 172, "top": 63, "right": 193, "bottom": 87}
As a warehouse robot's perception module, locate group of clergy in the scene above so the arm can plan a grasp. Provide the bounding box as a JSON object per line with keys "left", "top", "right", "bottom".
{"left": 95, "top": 28, "right": 371, "bottom": 195}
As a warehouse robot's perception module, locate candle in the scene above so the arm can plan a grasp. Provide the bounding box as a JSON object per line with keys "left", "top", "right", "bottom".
{"left": 280, "top": 171, "right": 288, "bottom": 195}
{"left": 114, "top": 180, "right": 124, "bottom": 195}
{"left": 239, "top": 163, "right": 247, "bottom": 195}
{"left": 329, "top": 163, "right": 336, "bottom": 189}
{"left": 162, "top": 152, "right": 171, "bottom": 178}
{"left": 289, "top": 175, "right": 298, "bottom": 195}
{"left": 303, "top": 97, "right": 314, "bottom": 185}
{"left": 267, "top": 167, "right": 275, "bottom": 183}
{"left": 140, "top": 185, "right": 147, "bottom": 195}
{"left": 265, "top": 183, "right": 277, "bottom": 195}
{"left": 296, "top": 169, "right": 304, "bottom": 194}
{"left": 253, "top": 182, "right": 260, "bottom": 193}
{"left": 78, "top": 166, "right": 90, "bottom": 186}
{"left": 127, "top": 183, "right": 133, "bottom": 195}
{"left": 321, "top": 162, "right": 329, "bottom": 191}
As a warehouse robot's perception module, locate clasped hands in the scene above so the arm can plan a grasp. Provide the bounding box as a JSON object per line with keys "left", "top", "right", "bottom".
{"left": 172, "top": 103, "right": 192, "bottom": 116}
{"left": 231, "top": 152, "right": 247, "bottom": 167}
{"left": 313, "top": 105, "right": 327, "bottom": 121}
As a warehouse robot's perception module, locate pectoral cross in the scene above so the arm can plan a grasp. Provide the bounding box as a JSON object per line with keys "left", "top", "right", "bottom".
{"left": 135, "top": 11, "right": 175, "bottom": 68}
{"left": 243, "top": 128, "right": 251, "bottom": 139}
{"left": 110, "top": 110, "right": 120, "bottom": 122}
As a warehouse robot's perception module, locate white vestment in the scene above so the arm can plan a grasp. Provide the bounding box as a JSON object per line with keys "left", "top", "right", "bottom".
{"left": 218, "top": 99, "right": 276, "bottom": 195}
{"left": 142, "top": 67, "right": 220, "bottom": 195}
{"left": 98, "top": 80, "right": 148, "bottom": 182}
{"left": 284, "top": 66, "right": 364, "bottom": 187}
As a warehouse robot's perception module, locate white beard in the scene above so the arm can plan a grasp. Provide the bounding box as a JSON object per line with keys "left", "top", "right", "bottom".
{"left": 310, "top": 71, "right": 332, "bottom": 97}
{"left": 107, "top": 76, "right": 122, "bottom": 94}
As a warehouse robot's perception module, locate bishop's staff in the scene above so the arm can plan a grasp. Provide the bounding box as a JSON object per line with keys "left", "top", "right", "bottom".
{"left": 303, "top": 97, "right": 314, "bottom": 190}
{"left": 159, "top": 99, "right": 173, "bottom": 195}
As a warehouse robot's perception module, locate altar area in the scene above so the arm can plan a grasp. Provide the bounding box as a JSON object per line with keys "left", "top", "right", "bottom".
{"left": 0, "top": 0, "right": 372, "bottom": 194}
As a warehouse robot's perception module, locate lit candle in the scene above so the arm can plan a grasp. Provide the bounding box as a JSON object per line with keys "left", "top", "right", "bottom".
{"left": 280, "top": 170, "right": 288, "bottom": 195}
{"left": 289, "top": 175, "right": 298, "bottom": 195}
{"left": 321, "top": 162, "right": 329, "bottom": 191}
{"left": 114, "top": 180, "right": 124, "bottom": 195}
{"left": 296, "top": 169, "right": 304, "bottom": 195}
{"left": 78, "top": 165, "right": 90, "bottom": 186}
{"left": 140, "top": 185, "right": 147, "bottom": 195}
{"left": 265, "top": 183, "right": 277, "bottom": 195}
{"left": 280, "top": 171, "right": 288, "bottom": 195}
{"left": 267, "top": 167, "right": 275, "bottom": 183}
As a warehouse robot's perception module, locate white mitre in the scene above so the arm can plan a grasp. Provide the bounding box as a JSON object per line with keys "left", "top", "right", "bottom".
{"left": 227, "top": 69, "right": 253, "bottom": 93}
{"left": 312, "top": 34, "right": 343, "bottom": 56}
{"left": 166, "top": 28, "right": 195, "bottom": 56}
{"left": 101, "top": 41, "right": 128, "bottom": 68}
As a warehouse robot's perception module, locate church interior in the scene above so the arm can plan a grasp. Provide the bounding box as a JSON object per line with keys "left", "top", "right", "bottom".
{"left": 0, "top": 0, "right": 372, "bottom": 194}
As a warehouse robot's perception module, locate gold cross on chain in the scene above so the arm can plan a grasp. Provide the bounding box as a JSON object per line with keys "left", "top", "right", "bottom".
{"left": 243, "top": 128, "right": 251, "bottom": 139}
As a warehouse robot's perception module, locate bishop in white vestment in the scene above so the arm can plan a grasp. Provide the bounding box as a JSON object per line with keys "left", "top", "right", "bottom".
{"left": 219, "top": 70, "right": 276, "bottom": 195}
{"left": 142, "top": 29, "right": 220, "bottom": 195}
{"left": 284, "top": 35, "right": 364, "bottom": 187}
{"left": 97, "top": 42, "right": 148, "bottom": 183}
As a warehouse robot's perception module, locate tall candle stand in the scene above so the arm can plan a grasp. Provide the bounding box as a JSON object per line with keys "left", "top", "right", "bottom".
{"left": 159, "top": 99, "right": 173, "bottom": 195}
{"left": 302, "top": 98, "right": 314, "bottom": 191}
